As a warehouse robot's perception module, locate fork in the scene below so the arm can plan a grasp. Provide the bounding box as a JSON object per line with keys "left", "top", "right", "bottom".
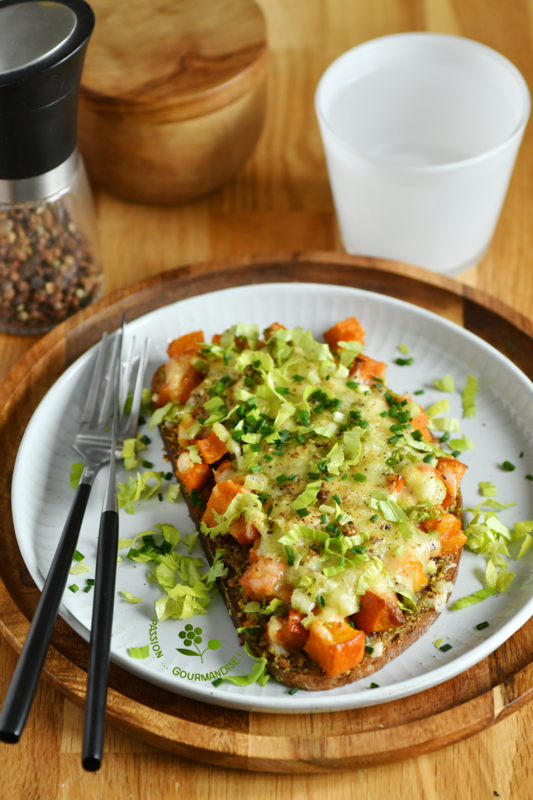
{"left": 0, "top": 324, "right": 148, "bottom": 744}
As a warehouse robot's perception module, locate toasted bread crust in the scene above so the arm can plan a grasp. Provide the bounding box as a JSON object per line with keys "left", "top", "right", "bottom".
{"left": 158, "top": 415, "right": 464, "bottom": 691}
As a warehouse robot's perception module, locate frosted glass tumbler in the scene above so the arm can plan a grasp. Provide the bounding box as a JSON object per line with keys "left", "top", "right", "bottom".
{"left": 315, "top": 34, "right": 530, "bottom": 275}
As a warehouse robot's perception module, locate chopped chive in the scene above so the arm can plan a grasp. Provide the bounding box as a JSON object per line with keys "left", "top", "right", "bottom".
{"left": 386, "top": 457, "right": 396, "bottom": 467}
{"left": 164, "top": 472, "right": 173, "bottom": 480}
{"left": 365, "top": 645, "right": 374, "bottom": 655}
{"left": 69, "top": 584, "right": 79, "bottom": 593}
{"left": 212, "top": 678, "right": 224, "bottom": 687}
{"left": 423, "top": 454, "right": 434, "bottom": 463}
{"left": 84, "top": 584, "right": 93, "bottom": 593}
{"left": 440, "top": 432, "right": 450, "bottom": 443}
{"left": 526, "top": 475, "right": 533, "bottom": 481}
{"left": 451, "top": 450, "right": 461, "bottom": 458}
{"left": 308, "top": 472, "right": 320, "bottom": 479}
{"left": 263, "top": 454, "right": 273, "bottom": 462}
{"left": 288, "top": 687, "right": 299, "bottom": 695}
{"left": 299, "top": 410, "right": 310, "bottom": 427}
{"left": 158, "top": 492, "right": 163, "bottom": 501}
{"left": 139, "top": 434, "right": 151, "bottom": 445}
{"left": 289, "top": 474, "right": 297, "bottom": 481}
{"left": 293, "top": 375, "right": 304, "bottom": 382}
{"left": 278, "top": 430, "right": 291, "bottom": 442}
{"left": 476, "top": 621, "right": 490, "bottom": 631}
{"left": 142, "top": 460, "right": 154, "bottom": 469}
{"left": 502, "top": 461, "right": 516, "bottom": 472}
{"left": 138, "top": 415, "right": 146, "bottom": 425}
{"left": 321, "top": 514, "right": 327, "bottom": 524}
{"left": 394, "top": 357, "right": 414, "bottom": 366}
{"left": 86, "top": 579, "right": 95, "bottom": 586}
{"left": 439, "top": 643, "right": 452, "bottom": 653}
{"left": 341, "top": 473, "right": 348, "bottom": 481}
{"left": 296, "top": 508, "right": 310, "bottom": 518}
{"left": 369, "top": 514, "right": 378, "bottom": 523}
{"left": 414, "top": 389, "right": 424, "bottom": 395}
{"left": 388, "top": 434, "right": 402, "bottom": 444}
{"left": 295, "top": 435, "right": 305, "bottom": 444}
{"left": 369, "top": 682, "right": 379, "bottom": 688}
{"left": 316, "top": 594, "right": 325, "bottom": 608}
{"left": 380, "top": 411, "right": 389, "bottom": 417}
{"left": 354, "top": 473, "right": 367, "bottom": 482}
{"left": 251, "top": 443, "right": 262, "bottom": 452}
{"left": 190, "top": 488, "right": 203, "bottom": 508}
{"left": 249, "top": 464, "right": 263, "bottom": 474}
{"left": 332, "top": 493, "right": 342, "bottom": 505}
{"left": 411, "top": 430, "right": 423, "bottom": 441}
{"left": 347, "top": 380, "right": 359, "bottom": 390}
{"left": 359, "top": 419, "right": 369, "bottom": 428}
{"left": 285, "top": 546, "right": 295, "bottom": 566}
{"left": 73, "top": 550, "right": 85, "bottom": 562}
{"left": 272, "top": 450, "right": 284, "bottom": 456}
{"left": 244, "top": 376, "right": 254, "bottom": 387}
{"left": 276, "top": 473, "right": 288, "bottom": 484}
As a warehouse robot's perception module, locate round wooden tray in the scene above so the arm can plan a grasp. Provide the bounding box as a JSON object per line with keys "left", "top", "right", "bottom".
{"left": 1, "top": 252, "right": 533, "bottom": 772}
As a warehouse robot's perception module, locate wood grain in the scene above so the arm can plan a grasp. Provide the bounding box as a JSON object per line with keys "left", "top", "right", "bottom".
{"left": 78, "top": 0, "right": 268, "bottom": 203}
{"left": 2, "top": 0, "right": 533, "bottom": 796}
{"left": 1, "top": 253, "right": 533, "bottom": 776}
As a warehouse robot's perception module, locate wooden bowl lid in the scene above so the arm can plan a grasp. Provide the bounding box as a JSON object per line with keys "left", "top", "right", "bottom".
{"left": 80, "top": 0, "right": 267, "bottom": 118}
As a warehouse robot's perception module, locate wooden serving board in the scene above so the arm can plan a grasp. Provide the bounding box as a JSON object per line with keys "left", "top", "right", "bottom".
{"left": 1, "top": 252, "right": 533, "bottom": 772}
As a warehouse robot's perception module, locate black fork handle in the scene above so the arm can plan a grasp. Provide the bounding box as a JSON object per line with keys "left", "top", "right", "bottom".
{"left": 82, "top": 509, "right": 119, "bottom": 771}
{"left": 0, "top": 482, "right": 92, "bottom": 743}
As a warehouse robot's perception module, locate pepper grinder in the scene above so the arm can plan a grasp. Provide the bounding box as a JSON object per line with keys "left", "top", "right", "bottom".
{"left": 0, "top": 0, "right": 102, "bottom": 334}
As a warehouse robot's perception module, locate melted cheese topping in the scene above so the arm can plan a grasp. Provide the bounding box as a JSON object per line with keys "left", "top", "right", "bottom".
{"left": 171, "top": 325, "right": 456, "bottom": 623}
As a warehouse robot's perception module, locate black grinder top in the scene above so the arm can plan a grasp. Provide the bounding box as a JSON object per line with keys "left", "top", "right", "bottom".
{"left": 0, "top": 0, "right": 94, "bottom": 181}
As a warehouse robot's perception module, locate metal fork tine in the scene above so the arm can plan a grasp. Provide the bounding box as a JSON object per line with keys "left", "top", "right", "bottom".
{"left": 120, "top": 335, "right": 135, "bottom": 423}
{"left": 80, "top": 332, "right": 108, "bottom": 425}
{"left": 97, "top": 331, "right": 122, "bottom": 428}
{"left": 122, "top": 337, "right": 149, "bottom": 441}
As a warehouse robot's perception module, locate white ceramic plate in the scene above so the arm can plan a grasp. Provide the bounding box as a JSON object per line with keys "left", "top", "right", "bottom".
{"left": 11, "top": 283, "right": 533, "bottom": 714}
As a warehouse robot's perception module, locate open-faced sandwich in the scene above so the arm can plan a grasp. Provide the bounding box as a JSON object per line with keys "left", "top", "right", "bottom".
{"left": 151, "top": 318, "right": 468, "bottom": 690}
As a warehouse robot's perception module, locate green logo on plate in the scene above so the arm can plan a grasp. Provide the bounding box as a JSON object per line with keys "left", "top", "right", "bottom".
{"left": 177, "top": 624, "right": 224, "bottom": 663}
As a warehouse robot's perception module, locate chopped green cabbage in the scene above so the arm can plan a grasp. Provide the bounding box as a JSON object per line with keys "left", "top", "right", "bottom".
{"left": 432, "top": 375, "right": 455, "bottom": 392}
{"left": 291, "top": 480, "right": 322, "bottom": 512}
{"left": 479, "top": 481, "right": 497, "bottom": 497}
{"left": 425, "top": 399, "right": 450, "bottom": 418}
{"left": 448, "top": 435, "right": 474, "bottom": 452}
{"left": 119, "top": 590, "right": 143, "bottom": 604}
{"left": 117, "top": 470, "right": 163, "bottom": 513}
{"left": 450, "top": 587, "right": 497, "bottom": 610}
{"left": 462, "top": 374, "right": 478, "bottom": 418}
{"left": 215, "top": 641, "right": 270, "bottom": 687}
{"left": 129, "top": 645, "right": 150, "bottom": 659}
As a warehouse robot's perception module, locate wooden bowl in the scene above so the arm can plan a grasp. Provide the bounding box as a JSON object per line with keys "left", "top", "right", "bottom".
{"left": 78, "top": 0, "right": 268, "bottom": 204}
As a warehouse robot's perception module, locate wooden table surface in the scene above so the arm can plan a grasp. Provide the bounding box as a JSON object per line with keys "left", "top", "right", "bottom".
{"left": 1, "top": 0, "right": 533, "bottom": 797}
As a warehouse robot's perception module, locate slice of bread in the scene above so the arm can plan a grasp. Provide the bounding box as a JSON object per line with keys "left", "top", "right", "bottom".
{"left": 153, "top": 363, "right": 464, "bottom": 691}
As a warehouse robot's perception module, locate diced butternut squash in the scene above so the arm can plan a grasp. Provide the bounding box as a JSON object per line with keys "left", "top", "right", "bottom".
{"left": 214, "top": 459, "right": 245, "bottom": 485}
{"left": 197, "top": 431, "right": 228, "bottom": 464}
{"left": 386, "top": 475, "right": 406, "bottom": 493}
{"left": 202, "top": 480, "right": 249, "bottom": 527}
{"left": 387, "top": 552, "right": 428, "bottom": 593}
{"left": 239, "top": 556, "right": 288, "bottom": 601}
{"left": 167, "top": 331, "right": 204, "bottom": 358}
{"left": 424, "top": 513, "right": 467, "bottom": 556}
{"left": 158, "top": 353, "right": 204, "bottom": 406}
{"left": 175, "top": 451, "right": 211, "bottom": 493}
{"left": 304, "top": 619, "right": 365, "bottom": 677}
{"left": 323, "top": 317, "right": 365, "bottom": 350}
{"left": 277, "top": 609, "right": 310, "bottom": 651}
{"left": 352, "top": 591, "right": 405, "bottom": 634}
{"left": 264, "top": 322, "right": 287, "bottom": 339}
{"left": 411, "top": 408, "right": 432, "bottom": 442}
{"left": 350, "top": 354, "right": 387, "bottom": 384}
{"left": 211, "top": 333, "right": 222, "bottom": 345}
{"left": 228, "top": 516, "right": 260, "bottom": 545}
{"left": 436, "top": 457, "right": 468, "bottom": 507}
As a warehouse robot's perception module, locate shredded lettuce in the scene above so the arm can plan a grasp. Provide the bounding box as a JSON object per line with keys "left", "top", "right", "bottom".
{"left": 70, "top": 462, "right": 83, "bottom": 489}
{"left": 428, "top": 417, "right": 460, "bottom": 433}
{"left": 215, "top": 641, "right": 270, "bottom": 687}
{"left": 291, "top": 480, "right": 322, "bottom": 512}
{"left": 462, "top": 374, "right": 478, "bottom": 418}
{"left": 325, "top": 443, "right": 344, "bottom": 475}
{"left": 200, "top": 492, "right": 262, "bottom": 539}
{"left": 479, "top": 481, "right": 497, "bottom": 497}
{"left": 166, "top": 483, "right": 180, "bottom": 503}
{"left": 485, "top": 556, "right": 515, "bottom": 592}
{"left": 448, "top": 435, "right": 474, "bottom": 452}
{"left": 186, "top": 444, "right": 203, "bottom": 464}
{"left": 119, "top": 590, "right": 143, "bottom": 604}
{"left": 117, "top": 470, "right": 163, "bottom": 513}
{"left": 450, "top": 587, "right": 497, "bottom": 610}
{"left": 69, "top": 562, "right": 91, "bottom": 575}
{"left": 148, "top": 402, "right": 180, "bottom": 431}
{"left": 121, "top": 434, "right": 148, "bottom": 470}
{"left": 517, "top": 533, "right": 533, "bottom": 560}
{"left": 278, "top": 524, "right": 329, "bottom": 546}
{"left": 369, "top": 492, "right": 408, "bottom": 523}
{"left": 432, "top": 375, "right": 455, "bottom": 393}
{"left": 129, "top": 645, "right": 150, "bottom": 659}
{"left": 337, "top": 339, "right": 364, "bottom": 368}
{"left": 425, "top": 399, "right": 450, "bottom": 418}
